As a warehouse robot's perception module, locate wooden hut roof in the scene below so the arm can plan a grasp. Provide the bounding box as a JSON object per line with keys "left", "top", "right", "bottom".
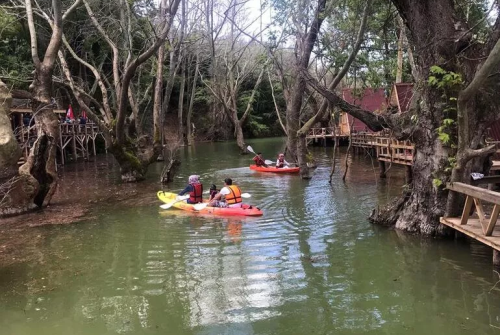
{"left": 342, "top": 87, "right": 387, "bottom": 113}
{"left": 390, "top": 83, "right": 414, "bottom": 113}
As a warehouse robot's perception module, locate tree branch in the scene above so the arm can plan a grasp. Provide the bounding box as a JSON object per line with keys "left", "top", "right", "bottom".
{"left": 298, "top": 0, "right": 370, "bottom": 135}
{"left": 303, "top": 71, "right": 388, "bottom": 132}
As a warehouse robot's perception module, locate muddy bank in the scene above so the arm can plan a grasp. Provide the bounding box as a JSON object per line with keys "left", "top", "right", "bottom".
{"left": 0, "top": 156, "right": 165, "bottom": 267}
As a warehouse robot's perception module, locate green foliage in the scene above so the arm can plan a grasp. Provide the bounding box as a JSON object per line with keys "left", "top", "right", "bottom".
{"left": 432, "top": 178, "right": 443, "bottom": 188}
{"left": 0, "top": 9, "right": 33, "bottom": 86}
{"left": 429, "top": 66, "right": 462, "bottom": 147}
{"left": 428, "top": 66, "right": 463, "bottom": 90}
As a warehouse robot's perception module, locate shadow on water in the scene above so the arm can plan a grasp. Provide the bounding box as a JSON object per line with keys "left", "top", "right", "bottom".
{"left": 1, "top": 138, "right": 500, "bottom": 334}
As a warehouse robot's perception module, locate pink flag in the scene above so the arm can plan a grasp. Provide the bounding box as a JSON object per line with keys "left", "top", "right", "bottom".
{"left": 66, "top": 104, "right": 74, "bottom": 120}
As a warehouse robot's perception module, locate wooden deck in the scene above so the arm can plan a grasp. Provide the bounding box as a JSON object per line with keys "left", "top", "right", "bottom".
{"left": 440, "top": 217, "right": 500, "bottom": 251}
{"left": 375, "top": 136, "right": 414, "bottom": 166}
{"left": 14, "top": 122, "right": 104, "bottom": 165}
{"left": 441, "top": 182, "right": 500, "bottom": 257}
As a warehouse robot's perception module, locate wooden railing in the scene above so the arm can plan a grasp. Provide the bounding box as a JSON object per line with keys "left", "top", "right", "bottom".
{"left": 306, "top": 127, "right": 340, "bottom": 138}
{"left": 13, "top": 122, "right": 103, "bottom": 165}
{"left": 375, "top": 137, "right": 414, "bottom": 166}
{"left": 446, "top": 182, "right": 500, "bottom": 236}
{"left": 350, "top": 132, "right": 377, "bottom": 148}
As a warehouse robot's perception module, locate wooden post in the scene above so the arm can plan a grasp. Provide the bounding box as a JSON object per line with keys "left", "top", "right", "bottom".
{"left": 405, "top": 166, "right": 413, "bottom": 184}
{"left": 84, "top": 124, "right": 89, "bottom": 160}
{"left": 379, "top": 160, "right": 386, "bottom": 178}
{"left": 59, "top": 123, "right": 64, "bottom": 165}
{"left": 71, "top": 124, "right": 77, "bottom": 161}
{"left": 92, "top": 125, "right": 96, "bottom": 156}
{"left": 493, "top": 250, "right": 500, "bottom": 268}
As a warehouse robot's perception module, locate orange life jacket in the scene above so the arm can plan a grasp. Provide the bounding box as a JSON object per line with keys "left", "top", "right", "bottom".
{"left": 189, "top": 182, "right": 203, "bottom": 203}
{"left": 225, "top": 185, "right": 242, "bottom": 204}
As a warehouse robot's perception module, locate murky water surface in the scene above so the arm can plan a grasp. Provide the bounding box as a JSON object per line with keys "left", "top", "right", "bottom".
{"left": 1, "top": 138, "right": 500, "bottom": 334}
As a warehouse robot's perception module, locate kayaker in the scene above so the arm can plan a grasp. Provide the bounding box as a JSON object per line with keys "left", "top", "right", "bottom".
{"left": 209, "top": 184, "right": 218, "bottom": 201}
{"left": 208, "top": 178, "right": 243, "bottom": 208}
{"left": 252, "top": 152, "right": 268, "bottom": 167}
{"left": 178, "top": 175, "right": 203, "bottom": 204}
{"left": 276, "top": 153, "right": 290, "bottom": 168}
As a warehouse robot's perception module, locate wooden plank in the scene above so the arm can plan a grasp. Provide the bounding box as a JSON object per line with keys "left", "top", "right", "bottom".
{"left": 460, "top": 195, "right": 473, "bottom": 225}
{"left": 447, "top": 182, "right": 500, "bottom": 205}
{"left": 491, "top": 161, "right": 500, "bottom": 171}
{"left": 440, "top": 217, "right": 500, "bottom": 250}
{"left": 474, "top": 198, "right": 486, "bottom": 230}
{"left": 485, "top": 204, "right": 500, "bottom": 236}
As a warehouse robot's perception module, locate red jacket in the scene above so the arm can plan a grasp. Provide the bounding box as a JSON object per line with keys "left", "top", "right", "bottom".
{"left": 253, "top": 155, "right": 266, "bottom": 166}
{"left": 189, "top": 182, "right": 203, "bottom": 203}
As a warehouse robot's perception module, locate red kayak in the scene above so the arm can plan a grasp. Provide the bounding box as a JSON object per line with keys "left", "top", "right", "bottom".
{"left": 249, "top": 164, "right": 300, "bottom": 173}
{"left": 157, "top": 191, "right": 263, "bottom": 216}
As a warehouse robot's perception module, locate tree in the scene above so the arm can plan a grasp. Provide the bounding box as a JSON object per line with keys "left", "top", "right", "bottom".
{"left": 1, "top": 0, "right": 82, "bottom": 211}
{"left": 200, "top": 0, "right": 268, "bottom": 153}
{"left": 306, "top": 0, "right": 500, "bottom": 235}
{"left": 57, "top": 0, "right": 181, "bottom": 182}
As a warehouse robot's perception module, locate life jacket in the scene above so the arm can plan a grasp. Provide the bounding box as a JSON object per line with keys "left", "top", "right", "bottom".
{"left": 277, "top": 157, "right": 285, "bottom": 168}
{"left": 189, "top": 182, "right": 203, "bottom": 203}
{"left": 225, "top": 185, "right": 242, "bottom": 204}
{"left": 253, "top": 156, "right": 265, "bottom": 166}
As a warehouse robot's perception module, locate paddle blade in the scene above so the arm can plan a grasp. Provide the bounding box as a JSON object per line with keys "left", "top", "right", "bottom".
{"left": 160, "top": 203, "right": 173, "bottom": 209}
{"left": 193, "top": 203, "right": 208, "bottom": 211}
{"left": 264, "top": 160, "right": 275, "bottom": 165}
{"left": 241, "top": 193, "right": 251, "bottom": 198}
{"left": 247, "top": 145, "right": 256, "bottom": 155}
{"left": 159, "top": 195, "right": 189, "bottom": 210}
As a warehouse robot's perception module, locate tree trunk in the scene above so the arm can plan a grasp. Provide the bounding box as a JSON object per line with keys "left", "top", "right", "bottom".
{"left": 187, "top": 53, "right": 200, "bottom": 146}
{"left": 22, "top": 67, "right": 60, "bottom": 207}
{"left": 370, "top": 122, "right": 451, "bottom": 235}
{"left": 0, "top": 81, "right": 20, "bottom": 180}
{"left": 230, "top": 108, "right": 247, "bottom": 154}
{"left": 285, "top": 0, "right": 327, "bottom": 177}
{"left": 178, "top": 63, "right": 186, "bottom": 144}
{"left": 107, "top": 134, "right": 158, "bottom": 182}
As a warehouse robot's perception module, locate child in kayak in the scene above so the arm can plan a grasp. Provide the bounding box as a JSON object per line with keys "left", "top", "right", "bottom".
{"left": 209, "top": 184, "right": 218, "bottom": 201}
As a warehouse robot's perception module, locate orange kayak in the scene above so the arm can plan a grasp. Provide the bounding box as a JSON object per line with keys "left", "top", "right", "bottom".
{"left": 249, "top": 164, "right": 300, "bottom": 173}
{"left": 157, "top": 191, "right": 263, "bottom": 217}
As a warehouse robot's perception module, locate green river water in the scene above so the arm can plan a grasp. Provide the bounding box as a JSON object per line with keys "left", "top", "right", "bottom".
{"left": 1, "top": 138, "right": 500, "bottom": 335}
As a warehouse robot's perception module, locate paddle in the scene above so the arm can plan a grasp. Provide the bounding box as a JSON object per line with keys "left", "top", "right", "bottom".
{"left": 247, "top": 145, "right": 257, "bottom": 155}
{"left": 265, "top": 159, "right": 292, "bottom": 167}
{"left": 160, "top": 195, "right": 190, "bottom": 209}
{"left": 248, "top": 145, "right": 274, "bottom": 166}
{"left": 193, "top": 193, "right": 252, "bottom": 211}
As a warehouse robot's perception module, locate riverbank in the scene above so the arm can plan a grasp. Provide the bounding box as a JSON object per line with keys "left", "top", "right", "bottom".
{"left": 0, "top": 156, "right": 162, "bottom": 267}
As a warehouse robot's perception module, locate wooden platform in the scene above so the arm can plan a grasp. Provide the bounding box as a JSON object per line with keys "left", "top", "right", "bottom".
{"left": 440, "top": 217, "right": 500, "bottom": 251}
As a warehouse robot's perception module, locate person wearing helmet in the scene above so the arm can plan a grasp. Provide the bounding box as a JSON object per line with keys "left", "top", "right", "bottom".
{"left": 276, "top": 153, "right": 290, "bottom": 168}
{"left": 178, "top": 175, "right": 203, "bottom": 204}
{"left": 252, "top": 152, "right": 268, "bottom": 167}
{"left": 208, "top": 178, "right": 243, "bottom": 208}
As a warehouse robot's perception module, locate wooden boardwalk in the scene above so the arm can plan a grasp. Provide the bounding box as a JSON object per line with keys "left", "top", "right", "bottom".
{"left": 441, "top": 182, "right": 500, "bottom": 264}
{"left": 306, "top": 127, "right": 347, "bottom": 145}
{"left": 440, "top": 217, "right": 500, "bottom": 251}
{"left": 14, "top": 122, "right": 104, "bottom": 165}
